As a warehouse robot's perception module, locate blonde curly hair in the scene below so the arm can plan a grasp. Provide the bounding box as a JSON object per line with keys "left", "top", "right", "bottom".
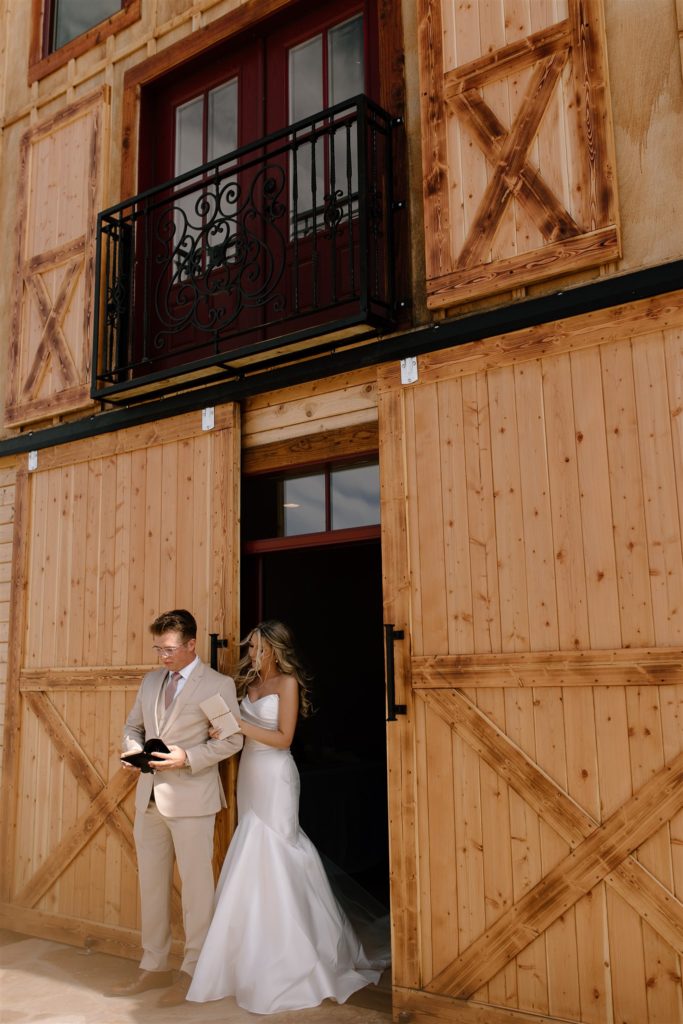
{"left": 235, "top": 620, "right": 312, "bottom": 717}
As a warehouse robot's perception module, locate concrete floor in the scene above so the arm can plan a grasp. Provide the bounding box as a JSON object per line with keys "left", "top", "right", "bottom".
{"left": 0, "top": 930, "right": 392, "bottom": 1024}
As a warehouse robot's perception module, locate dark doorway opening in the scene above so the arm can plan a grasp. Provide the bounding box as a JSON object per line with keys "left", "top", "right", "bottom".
{"left": 241, "top": 538, "right": 389, "bottom": 910}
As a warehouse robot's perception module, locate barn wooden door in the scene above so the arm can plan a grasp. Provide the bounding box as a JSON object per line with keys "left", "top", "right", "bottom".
{"left": 0, "top": 407, "right": 240, "bottom": 958}
{"left": 378, "top": 295, "right": 683, "bottom": 1024}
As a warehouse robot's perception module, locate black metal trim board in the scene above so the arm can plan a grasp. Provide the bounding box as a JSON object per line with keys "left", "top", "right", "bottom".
{"left": 1, "top": 259, "right": 681, "bottom": 458}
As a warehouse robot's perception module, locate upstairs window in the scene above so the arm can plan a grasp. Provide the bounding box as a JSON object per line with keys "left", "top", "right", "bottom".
{"left": 49, "top": 0, "right": 123, "bottom": 51}
{"left": 30, "top": 0, "right": 140, "bottom": 83}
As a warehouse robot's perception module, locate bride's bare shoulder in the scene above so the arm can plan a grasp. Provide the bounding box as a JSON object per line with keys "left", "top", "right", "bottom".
{"left": 273, "top": 674, "right": 298, "bottom": 703}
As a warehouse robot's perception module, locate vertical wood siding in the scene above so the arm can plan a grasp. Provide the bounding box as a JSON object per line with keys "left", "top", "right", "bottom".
{"left": 0, "top": 462, "right": 16, "bottom": 789}
{"left": 0, "top": 409, "right": 240, "bottom": 956}
{"left": 402, "top": 330, "right": 682, "bottom": 660}
{"left": 379, "top": 293, "right": 683, "bottom": 1024}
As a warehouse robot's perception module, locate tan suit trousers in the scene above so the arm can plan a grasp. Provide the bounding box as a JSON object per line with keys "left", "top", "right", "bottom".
{"left": 134, "top": 802, "right": 215, "bottom": 975}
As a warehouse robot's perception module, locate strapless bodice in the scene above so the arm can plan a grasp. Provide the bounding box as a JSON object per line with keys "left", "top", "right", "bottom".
{"left": 240, "top": 693, "right": 280, "bottom": 750}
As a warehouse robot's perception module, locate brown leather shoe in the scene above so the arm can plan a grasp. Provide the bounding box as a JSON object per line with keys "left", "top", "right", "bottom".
{"left": 157, "top": 972, "right": 191, "bottom": 1007}
{"left": 107, "top": 969, "right": 174, "bottom": 996}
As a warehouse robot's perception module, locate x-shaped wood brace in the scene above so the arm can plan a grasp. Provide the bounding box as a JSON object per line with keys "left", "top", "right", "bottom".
{"left": 443, "top": 20, "right": 579, "bottom": 270}
{"left": 22, "top": 259, "right": 82, "bottom": 400}
{"left": 418, "top": 688, "right": 683, "bottom": 998}
{"left": 17, "top": 691, "right": 182, "bottom": 923}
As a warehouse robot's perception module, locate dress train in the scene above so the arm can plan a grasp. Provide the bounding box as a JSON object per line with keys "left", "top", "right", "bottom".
{"left": 187, "top": 693, "right": 386, "bottom": 1014}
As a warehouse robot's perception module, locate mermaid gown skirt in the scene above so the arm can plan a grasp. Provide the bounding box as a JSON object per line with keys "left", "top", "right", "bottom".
{"left": 186, "top": 693, "right": 383, "bottom": 1014}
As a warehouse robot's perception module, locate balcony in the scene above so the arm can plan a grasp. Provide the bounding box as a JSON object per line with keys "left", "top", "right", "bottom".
{"left": 92, "top": 96, "right": 398, "bottom": 402}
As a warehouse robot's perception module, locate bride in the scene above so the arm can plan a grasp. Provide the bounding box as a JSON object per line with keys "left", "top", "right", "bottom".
{"left": 186, "top": 620, "right": 385, "bottom": 1014}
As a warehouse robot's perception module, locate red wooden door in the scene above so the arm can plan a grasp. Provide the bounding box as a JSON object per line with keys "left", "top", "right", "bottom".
{"left": 136, "top": 0, "right": 378, "bottom": 370}
{"left": 138, "top": 41, "right": 264, "bottom": 369}
{"left": 266, "top": 1, "right": 377, "bottom": 333}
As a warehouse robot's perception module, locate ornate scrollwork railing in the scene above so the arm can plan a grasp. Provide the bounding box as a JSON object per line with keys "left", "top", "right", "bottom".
{"left": 92, "top": 96, "right": 396, "bottom": 400}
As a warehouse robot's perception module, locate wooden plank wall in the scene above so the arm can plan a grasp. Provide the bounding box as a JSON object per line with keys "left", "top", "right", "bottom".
{"left": 0, "top": 460, "right": 16, "bottom": 788}
{"left": 0, "top": 409, "right": 240, "bottom": 955}
{"left": 5, "top": 89, "right": 108, "bottom": 427}
{"left": 416, "top": 0, "right": 620, "bottom": 310}
{"left": 241, "top": 366, "right": 378, "bottom": 451}
{"left": 399, "top": 330, "right": 682, "bottom": 661}
{"left": 378, "top": 290, "right": 683, "bottom": 1024}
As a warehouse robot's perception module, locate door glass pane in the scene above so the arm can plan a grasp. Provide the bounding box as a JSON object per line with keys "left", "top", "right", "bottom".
{"left": 289, "top": 35, "right": 324, "bottom": 237}
{"left": 174, "top": 97, "right": 204, "bottom": 277}
{"left": 53, "top": 0, "right": 121, "bottom": 50}
{"left": 175, "top": 97, "right": 204, "bottom": 175}
{"left": 281, "top": 474, "right": 326, "bottom": 536}
{"left": 329, "top": 16, "right": 364, "bottom": 213}
{"left": 208, "top": 80, "right": 238, "bottom": 162}
{"left": 329, "top": 15, "right": 364, "bottom": 105}
{"left": 289, "top": 36, "right": 323, "bottom": 122}
{"left": 331, "top": 463, "right": 380, "bottom": 530}
{"left": 207, "top": 81, "right": 239, "bottom": 268}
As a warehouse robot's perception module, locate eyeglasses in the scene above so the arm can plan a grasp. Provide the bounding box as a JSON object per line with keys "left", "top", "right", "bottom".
{"left": 152, "top": 643, "right": 187, "bottom": 657}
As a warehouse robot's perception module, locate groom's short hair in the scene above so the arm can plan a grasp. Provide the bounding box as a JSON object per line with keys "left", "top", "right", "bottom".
{"left": 149, "top": 609, "right": 197, "bottom": 641}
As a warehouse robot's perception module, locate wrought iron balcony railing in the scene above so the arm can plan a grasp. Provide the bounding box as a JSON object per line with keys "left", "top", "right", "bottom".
{"left": 92, "top": 95, "right": 398, "bottom": 401}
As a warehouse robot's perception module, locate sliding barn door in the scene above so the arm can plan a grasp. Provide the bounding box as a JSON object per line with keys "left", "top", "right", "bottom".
{"left": 379, "top": 295, "right": 683, "bottom": 1024}
{"left": 0, "top": 407, "right": 240, "bottom": 958}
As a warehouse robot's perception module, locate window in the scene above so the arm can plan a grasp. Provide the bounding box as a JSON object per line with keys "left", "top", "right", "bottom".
{"left": 29, "top": 0, "right": 140, "bottom": 84}
{"left": 244, "top": 460, "right": 380, "bottom": 542}
{"left": 330, "top": 462, "right": 380, "bottom": 530}
{"left": 49, "top": 0, "right": 122, "bottom": 51}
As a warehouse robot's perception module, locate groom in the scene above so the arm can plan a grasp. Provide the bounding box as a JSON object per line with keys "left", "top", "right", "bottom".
{"left": 110, "top": 609, "right": 242, "bottom": 1007}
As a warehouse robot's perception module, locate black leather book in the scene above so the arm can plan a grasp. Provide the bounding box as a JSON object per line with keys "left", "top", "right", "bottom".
{"left": 121, "top": 738, "right": 170, "bottom": 773}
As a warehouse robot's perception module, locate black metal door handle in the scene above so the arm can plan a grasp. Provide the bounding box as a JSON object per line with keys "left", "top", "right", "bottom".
{"left": 384, "top": 623, "right": 406, "bottom": 721}
{"left": 209, "top": 633, "right": 228, "bottom": 670}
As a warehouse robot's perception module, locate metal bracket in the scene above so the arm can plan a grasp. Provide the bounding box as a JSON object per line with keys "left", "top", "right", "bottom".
{"left": 209, "top": 633, "right": 228, "bottom": 670}
{"left": 400, "top": 357, "right": 418, "bottom": 385}
{"left": 384, "top": 623, "right": 407, "bottom": 721}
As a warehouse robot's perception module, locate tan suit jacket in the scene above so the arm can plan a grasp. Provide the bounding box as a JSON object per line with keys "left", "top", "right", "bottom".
{"left": 122, "top": 659, "right": 243, "bottom": 817}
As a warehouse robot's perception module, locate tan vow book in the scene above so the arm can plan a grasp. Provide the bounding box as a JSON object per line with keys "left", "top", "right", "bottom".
{"left": 200, "top": 694, "right": 241, "bottom": 739}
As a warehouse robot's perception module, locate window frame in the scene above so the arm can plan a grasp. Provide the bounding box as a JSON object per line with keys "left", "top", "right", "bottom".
{"left": 243, "top": 456, "right": 381, "bottom": 553}
{"left": 29, "top": 0, "right": 141, "bottom": 84}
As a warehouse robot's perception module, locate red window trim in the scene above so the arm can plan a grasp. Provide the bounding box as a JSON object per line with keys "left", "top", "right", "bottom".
{"left": 28, "top": 0, "right": 141, "bottom": 85}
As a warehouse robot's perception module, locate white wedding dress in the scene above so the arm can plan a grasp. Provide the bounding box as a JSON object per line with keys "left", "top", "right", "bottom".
{"left": 186, "top": 693, "right": 385, "bottom": 1014}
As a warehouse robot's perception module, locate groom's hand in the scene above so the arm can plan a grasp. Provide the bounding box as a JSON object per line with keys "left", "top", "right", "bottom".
{"left": 149, "top": 745, "right": 187, "bottom": 771}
